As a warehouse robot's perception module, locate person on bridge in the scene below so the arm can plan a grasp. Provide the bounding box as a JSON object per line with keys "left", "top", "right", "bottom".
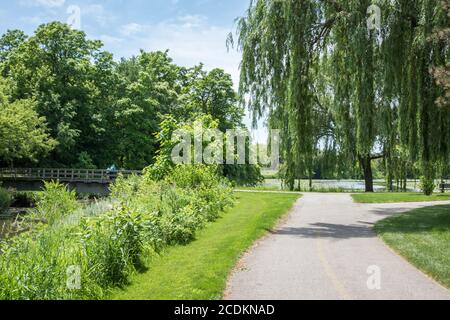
{"left": 106, "top": 165, "right": 118, "bottom": 180}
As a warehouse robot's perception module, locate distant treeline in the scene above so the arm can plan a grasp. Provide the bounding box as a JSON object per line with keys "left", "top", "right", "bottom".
{"left": 0, "top": 22, "right": 264, "bottom": 185}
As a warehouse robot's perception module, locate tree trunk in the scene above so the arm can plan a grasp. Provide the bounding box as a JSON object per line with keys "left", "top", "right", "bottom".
{"left": 388, "top": 177, "right": 394, "bottom": 192}
{"left": 386, "top": 160, "right": 393, "bottom": 192}
{"left": 360, "top": 155, "right": 374, "bottom": 193}
{"left": 308, "top": 168, "right": 313, "bottom": 192}
{"left": 387, "top": 177, "right": 393, "bottom": 192}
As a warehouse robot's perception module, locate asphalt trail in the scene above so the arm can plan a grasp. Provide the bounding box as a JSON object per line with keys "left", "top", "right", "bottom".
{"left": 226, "top": 193, "right": 450, "bottom": 300}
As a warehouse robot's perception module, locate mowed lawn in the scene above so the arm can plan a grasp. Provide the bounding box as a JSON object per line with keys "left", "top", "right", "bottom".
{"left": 352, "top": 192, "right": 450, "bottom": 203}
{"left": 375, "top": 205, "right": 450, "bottom": 289}
{"left": 111, "top": 192, "right": 300, "bottom": 300}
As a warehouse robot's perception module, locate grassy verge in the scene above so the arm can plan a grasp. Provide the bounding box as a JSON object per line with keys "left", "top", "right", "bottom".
{"left": 111, "top": 192, "right": 300, "bottom": 300}
{"left": 375, "top": 205, "right": 450, "bottom": 289}
{"left": 352, "top": 192, "right": 450, "bottom": 203}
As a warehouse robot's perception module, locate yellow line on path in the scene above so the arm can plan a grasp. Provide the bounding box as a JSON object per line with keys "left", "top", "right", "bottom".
{"left": 316, "top": 237, "right": 353, "bottom": 300}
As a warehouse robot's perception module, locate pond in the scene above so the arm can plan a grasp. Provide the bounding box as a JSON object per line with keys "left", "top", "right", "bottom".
{"left": 263, "top": 179, "right": 387, "bottom": 191}
{"left": 314, "top": 180, "right": 386, "bottom": 191}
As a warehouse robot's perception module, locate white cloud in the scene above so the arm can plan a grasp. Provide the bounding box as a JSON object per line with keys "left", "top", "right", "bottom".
{"left": 98, "top": 34, "right": 123, "bottom": 46}
{"left": 81, "top": 4, "right": 115, "bottom": 27}
{"left": 119, "top": 23, "right": 145, "bottom": 37}
{"left": 116, "top": 15, "right": 240, "bottom": 85}
{"left": 177, "top": 15, "right": 206, "bottom": 28}
{"left": 20, "top": 0, "right": 66, "bottom": 7}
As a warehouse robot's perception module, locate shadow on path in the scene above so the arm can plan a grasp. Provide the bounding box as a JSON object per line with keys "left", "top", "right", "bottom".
{"left": 368, "top": 207, "right": 417, "bottom": 216}
{"left": 268, "top": 222, "right": 375, "bottom": 240}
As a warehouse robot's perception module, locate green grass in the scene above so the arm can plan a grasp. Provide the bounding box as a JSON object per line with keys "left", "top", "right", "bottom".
{"left": 352, "top": 192, "right": 450, "bottom": 203}
{"left": 375, "top": 205, "right": 450, "bottom": 289}
{"left": 110, "top": 192, "right": 300, "bottom": 300}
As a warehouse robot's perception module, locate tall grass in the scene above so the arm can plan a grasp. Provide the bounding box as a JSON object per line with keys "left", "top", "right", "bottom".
{"left": 33, "top": 181, "right": 80, "bottom": 225}
{"left": 0, "top": 165, "right": 234, "bottom": 300}
{"left": 0, "top": 187, "right": 11, "bottom": 213}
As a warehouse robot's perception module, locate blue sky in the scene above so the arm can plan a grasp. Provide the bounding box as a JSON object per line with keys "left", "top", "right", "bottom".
{"left": 0, "top": 0, "right": 267, "bottom": 141}
{"left": 0, "top": 0, "right": 247, "bottom": 80}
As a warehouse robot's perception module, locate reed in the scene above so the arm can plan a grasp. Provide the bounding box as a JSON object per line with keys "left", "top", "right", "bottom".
{"left": 0, "top": 165, "right": 234, "bottom": 300}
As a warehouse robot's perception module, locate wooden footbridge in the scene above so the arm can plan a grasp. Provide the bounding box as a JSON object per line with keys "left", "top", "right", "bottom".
{"left": 0, "top": 168, "right": 142, "bottom": 195}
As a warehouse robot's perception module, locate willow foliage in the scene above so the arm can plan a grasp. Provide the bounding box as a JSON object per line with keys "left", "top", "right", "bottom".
{"left": 231, "top": 0, "right": 449, "bottom": 192}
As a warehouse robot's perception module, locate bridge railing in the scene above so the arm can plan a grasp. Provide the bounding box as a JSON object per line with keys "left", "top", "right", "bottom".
{"left": 0, "top": 168, "right": 142, "bottom": 183}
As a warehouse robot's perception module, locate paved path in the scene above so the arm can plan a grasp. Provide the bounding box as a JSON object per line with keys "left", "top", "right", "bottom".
{"left": 226, "top": 193, "right": 450, "bottom": 300}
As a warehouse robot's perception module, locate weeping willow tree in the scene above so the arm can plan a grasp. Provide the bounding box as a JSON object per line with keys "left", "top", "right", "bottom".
{"left": 231, "top": 0, "right": 449, "bottom": 193}
{"left": 229, "top": 0, "right": 335, "bottom": 190}
{"left": 326, "top": 0, "right": 387, "bottom": 192}
{"left": 382, "top": 0, "right": 450, "bottom": 192}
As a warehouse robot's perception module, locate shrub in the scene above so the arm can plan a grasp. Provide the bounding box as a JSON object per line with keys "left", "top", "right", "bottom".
{"left": 0, "top": 224, "right": 102, "bottom": 300}
{"left": 81, "top": 205, "right": 146, "bottom": 288}
{"left": 165, "top": 164, "right": 220, "bottom": 189}
{"left": 0, "top": 187, "right": 11, "bottom": 212}
{"left": 110, "top": 174, "right": 144, "bottom": 207}
{"left": 159, "top": 204, "right": 200, "bottom": 245}
{"left": 419, "top": 176, "right": 435, "bottom": 196}
{"left": 222, "top": 164, "right": 264, "bottom": 187}
{"left": 0, "top": 164, "right": 235, "bottom": 300}
{"left": 115, "top": 165, "right": 235, "bottom": 245}
{"left": 165, "top": 165, "right": 234, "bottom": 222}
{"left": 34, "top": 181, "right": 79, "bottom": 225}
{"left": 110, "top": 175, "right": 165, "bottom": 250}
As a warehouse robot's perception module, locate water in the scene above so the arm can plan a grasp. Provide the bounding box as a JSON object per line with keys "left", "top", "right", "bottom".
{"left": 263, "top": 179, "right": 387, "bottom": 191}
{"left": 314, "top": 180, "right": 385, "bottom": 191}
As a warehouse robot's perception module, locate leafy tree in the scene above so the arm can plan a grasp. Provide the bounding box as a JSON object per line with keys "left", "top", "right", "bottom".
{"left": 115, "top": 52, "right": 248, "bottom": 170}
{"left": 231, "top": 0, "right": 449, "bottom": 193}
{"left": 179, "top": 66, "right": 261, "bottom": 185}
{"left": 383, "top": 0, "right": 450, "bottom": 192}
{"left": 149, "top": 113, "right": 263, "bottom": 186}
{"left": 429, "top": 0, "right": 450, "bottom": 108}
{"left": 0, "top": 23, "right": 261, "bottom": 188}
{"left": 180, "top": 66, "right": 245, "bottom": 131}
{"left": 4, "top": 22, "right": 117, "bottom": 167}
{"left": 229, "top": 0, "right": 338, "bottom": 190}
{"left": 0, "top": 29, "right": 27, "bottom": 73}
{"left": 114, "top": 51, "right": 183, "bottom": 169}
{"left": 0, "top": 78, "right": 56, "bottom": 166}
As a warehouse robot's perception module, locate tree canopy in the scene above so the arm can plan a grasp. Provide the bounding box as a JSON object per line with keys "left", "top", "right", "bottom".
{"left": 0, "top": 78, "right": 56, "bottom": 165}
{"left": 230, "top": 0, "right": 449, "bottom": 192}
{"left": 0, "top": 22, "right": 262, "bottom": 185}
